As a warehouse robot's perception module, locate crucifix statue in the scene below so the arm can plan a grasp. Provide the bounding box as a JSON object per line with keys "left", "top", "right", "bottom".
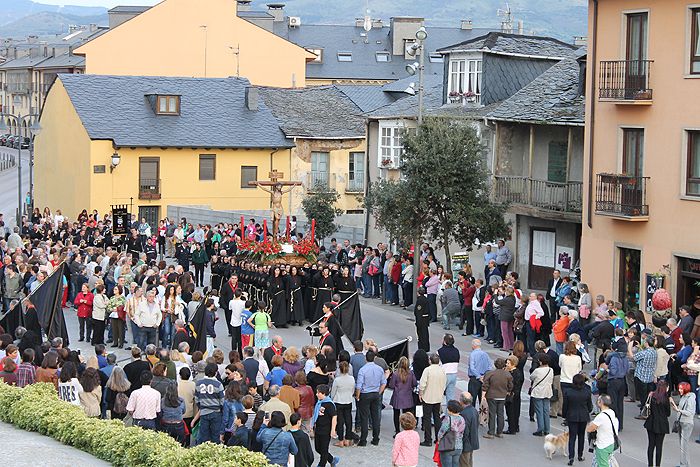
{"left": 249, "top": 170, "right": 302, "bottom": 238}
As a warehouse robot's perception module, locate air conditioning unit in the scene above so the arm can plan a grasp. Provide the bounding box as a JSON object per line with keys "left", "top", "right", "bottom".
{"left": 289, "top": 16, "right": 301, "bottom": 27}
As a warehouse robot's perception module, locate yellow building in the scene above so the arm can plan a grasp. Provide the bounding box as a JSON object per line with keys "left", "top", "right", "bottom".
{"left": 35, "top": 74, "right": 294, "bottom": 225}
{"left": 74, "top": 0, "right": 313, "bottom": 87}
{"left": 257, "top": 86, "right": 367, "bottom": 215}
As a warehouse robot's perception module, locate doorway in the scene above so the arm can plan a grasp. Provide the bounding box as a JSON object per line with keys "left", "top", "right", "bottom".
{"left": 618, "top": 247, "right": 641, "bottom": 312}
{"left": 677, "top": 257, "right": 700, "bottom": 319}
{"left": 138, "top": 206, "right": 160, "bottom": 230}
{"left": 529, "top": 228, "right": 556, "bottom": 289}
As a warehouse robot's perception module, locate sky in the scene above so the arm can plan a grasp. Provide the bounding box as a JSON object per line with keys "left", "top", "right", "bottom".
{"left": 35, "top": 0, "right": 160, "bottom": 7}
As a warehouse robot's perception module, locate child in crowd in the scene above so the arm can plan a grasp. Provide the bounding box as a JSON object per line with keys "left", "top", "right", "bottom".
{"left": 241, "top": 300, "right": 255, "bottom": 348}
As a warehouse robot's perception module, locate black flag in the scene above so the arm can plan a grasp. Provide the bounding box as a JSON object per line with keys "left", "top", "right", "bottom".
{"left": 188, "top": 297, "right": 209, "bottom": 355}
{"left": 26, "top": 263, "right": 70, "bottom": 346}
{"left": 377, "top": 337, "right": 410, "bottom": 372}
{"left": 336, "top": 291, "right": 364, "bottom": 343}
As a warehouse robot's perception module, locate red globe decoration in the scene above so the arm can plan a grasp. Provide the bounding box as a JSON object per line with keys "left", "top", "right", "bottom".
{"left": 651, "top": 288, "right": 672, "bottom": 311}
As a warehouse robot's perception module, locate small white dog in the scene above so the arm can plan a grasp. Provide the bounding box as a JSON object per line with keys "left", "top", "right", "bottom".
{"left": 543, "top": 432, "right": 569, "bottom": 459}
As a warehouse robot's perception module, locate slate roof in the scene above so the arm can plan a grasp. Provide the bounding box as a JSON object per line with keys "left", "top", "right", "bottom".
{"left": 333, "top": 84, "right": 397, "bottom": 113}
{"left": 0, "top": 55, "right": 51, "bottom": 69}
{"left": 272, "top": 23, "right": 494, "bottom": 81}
{"left": 486, "top": 58, "right": 584, "bottom": 125}
{"left": 34, "top": 53, "right": 85, "bottom": 69}
{"left": 257, "top": 86, "right": 365, "bottom": 138}
{"left": 56, "top": 74, "right": 293, "bottom": 148}
{"left": 437, "top": 32, "right": 577, "bottom": 59}
{"left": 238, "top": 10, "right": 274, "bottom": 18}
{"left": 366, "top": 74, "right": 443, "bottom": 119}
{"left": 108, "top": 5, "right": 151, "bottom": 13}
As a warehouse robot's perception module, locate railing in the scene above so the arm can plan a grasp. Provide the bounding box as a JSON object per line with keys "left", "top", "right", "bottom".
{"left": 5, "top": 82, "right": 31, "bottom": 94}
{"left": 493, "top": 175, "right": 583, "bottom": 213}
{"left": 595, "top": 173, "right": 649, "bottom": 218}
{"left": 0, "top": 153, "right": 15, "bottom": 171}
{"left": 138, "top": 178, "right": 161, "bottom": 200}
{"left": 305, "top": 172, "right": 335, "bottom": 191}
{"left": 599, "top": 60, "right": 653, "bottom": 101}
{"left": 345, "top": 172, "right": 364, "bottom": 193}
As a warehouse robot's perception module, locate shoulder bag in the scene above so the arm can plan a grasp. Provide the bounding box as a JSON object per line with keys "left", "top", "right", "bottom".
{"left": 437, "top": 415, "right": 457, "bottom": 451}
{"left": 639, "top": 393, "right": 652, "bottom": 420}
{"left": 602, "top": 411, "right": 621, "bottom": 452}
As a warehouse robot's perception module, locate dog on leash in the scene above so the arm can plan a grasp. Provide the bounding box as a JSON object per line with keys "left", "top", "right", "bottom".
{"left": 544, "top": 432, "right": 569, "bottom": 459}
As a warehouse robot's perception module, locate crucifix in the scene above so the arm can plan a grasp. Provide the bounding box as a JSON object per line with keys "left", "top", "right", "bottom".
{"left": 249, "top": 170, "right": 302, "bottom": 238}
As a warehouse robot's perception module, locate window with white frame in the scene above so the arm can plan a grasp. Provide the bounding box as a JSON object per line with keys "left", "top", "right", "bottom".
{"left": 379, "top": 122, "right": 404, "bottom": 168}
{"left": 447, "top": 58, "right": 482, "bottom": 102}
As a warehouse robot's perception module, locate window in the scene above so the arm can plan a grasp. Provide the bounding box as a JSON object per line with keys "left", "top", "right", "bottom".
{"left": 618, "top": 247, "right": 641, "bottom": 313}
{"left": 337, "top": 52, "right": 352, "bottom": 62}
{"left": 199, "top": 154, "right": 216, "bottom": 180}
{"left": 307, "top": 48, "right": 323, "bottom": 63}
{"left": 447, "top": 58, "right": 481, "bottom": 102}
{"left": 626, "top": 12, "right": 648, "bottom": 62}
{"left": 622, "top": 128, "right": 644, "bottom": 177}
{"left": 156, "top": 95, "right": 180, "bottom": 115}
{"left": 139, "top": 157, "right": 160, "bottom": 198}
{"left": 310, "top": 152, "right": 330, "bottom": 187}
{"left": 429, "top": 53, "right": 444, "bottom": 63}
{"left": 379, "top": 124, "right": 404, "bottom": 168}
{"left": 375, "top": 52, "right": 390, "bottom": 62}
{"left": 347, "top": 152, "right": 365, "bottom": 192}
{"left": 547, "top": 142, "right": 568, "bottom": 183}
{"left": 241, "top": 166, "right": 257, "bottom": 188}
{"left": 687, "top": 131, "right": 700, "bottom": 196}
{"left": 691, "top": 8, "right": 700, "bottom": 74}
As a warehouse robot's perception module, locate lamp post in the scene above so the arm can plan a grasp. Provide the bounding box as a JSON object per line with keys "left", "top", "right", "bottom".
{"left": 405, "top": 26, "right": 428, "bottom": 308}
{"left": 0, "top": 113, "right": 41, "bottom": 225}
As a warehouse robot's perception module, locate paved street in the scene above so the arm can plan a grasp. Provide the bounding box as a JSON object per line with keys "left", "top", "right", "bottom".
{"left": 0, "top": 147, "right": 29, "bottom": 230}
{"left": 58, "top": 288, "right": 696, "bottom": 467}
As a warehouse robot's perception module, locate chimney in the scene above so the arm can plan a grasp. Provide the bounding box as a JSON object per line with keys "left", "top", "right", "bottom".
{"left": 237, "top": 0, "right": 252, "bottom": 12}
{"left": 26, "top": 35, "right": 38, "bottom": 44}
{"left": 245, "top": 87, "right": 259, "bottom": 111}
{"left": 389, "top": 17, "right": 424, "bottom": 56}
{"left": 460, "top": 19, "right": 472, "bottom": 30}
{"left": 517, "top": 20, "right": 524, "bottom": 35}
{"left": 573, "top": 36, "right": 587, "bottom": 46}
{"left": 266, "top": 3, "right": 285, "bottom": 22}
{"left": 89, "top": 23, "right": 98, "bottom": 32}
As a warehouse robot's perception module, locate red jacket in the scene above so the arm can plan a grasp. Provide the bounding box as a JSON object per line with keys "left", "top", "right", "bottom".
{"left": 74, "top": 292, "right": 94, "bottom": 318}
{"left": 462, "top": 283, "right": 476, "bottom": 304}
{"left": 390, "top": 261, "right": 402, "bottom": 283}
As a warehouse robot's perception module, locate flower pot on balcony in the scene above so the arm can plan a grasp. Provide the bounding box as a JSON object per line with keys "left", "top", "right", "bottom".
{"left": 448, "top": 96, "right": 462, "bottom": 104}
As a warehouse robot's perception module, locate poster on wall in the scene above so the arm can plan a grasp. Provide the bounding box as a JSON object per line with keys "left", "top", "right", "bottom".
{"left": 645, "top": 274, "right": 665, "bottom": 313}
{"left": 111, "top": 205, "right": 130, "bottom": 236}
{"left": 555, "top": 246, "right": 574, "bottom": 272}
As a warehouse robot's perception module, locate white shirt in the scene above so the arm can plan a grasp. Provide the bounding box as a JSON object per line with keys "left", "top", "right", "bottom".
{"left": 58, "top": 378, "right": 83, "bottom": 406}
{"left": 550, "top": 280, "right": 558, "bottom": 297}
{"left": 592, "top": 409, "right": 619, "bottom": 450}
{"left": 229, "top": 298, "right": 245, "bottom": 327}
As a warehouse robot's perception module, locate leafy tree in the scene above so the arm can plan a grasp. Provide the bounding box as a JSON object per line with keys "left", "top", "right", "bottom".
{"left": 367, "top": 117, "right": 508, "bottom": 266}
{"left": 301, "top": 183, "right": 343, "bottom": 240}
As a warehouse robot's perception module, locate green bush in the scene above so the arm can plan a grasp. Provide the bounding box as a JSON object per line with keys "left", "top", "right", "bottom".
{"left": 0, "top": 383, "right": 271, "bottom": 466}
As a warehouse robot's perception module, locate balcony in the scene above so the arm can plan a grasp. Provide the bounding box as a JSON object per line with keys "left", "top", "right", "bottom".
{"left": 599, "top": 60, "right": 653, "bottom": 104}
{"left": 138, "top": 179, "right": 161, "bottom": 200}
{"left": 493, "top": 175, "right": 583, "bottom": 218}
{"left": 595, "top": 173, "right": 649, "bottom": 221}
{"left": 304, "top": 172, "right": 335, "bottom": 192}
{"left": 345, "top": 172, "right": 364, "bottom": 193}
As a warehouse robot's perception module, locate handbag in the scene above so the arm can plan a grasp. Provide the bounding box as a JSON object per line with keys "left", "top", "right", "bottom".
{"left": 672, "top": 419, "right": 681, "bottom": 433}
{"left": 550, "top": 388, "right": 560, "bottom": 403}
{"left": 437, "top": 416, "right": 457, "bottom": 451}
{"left": 368, "top": 264, "right": 379, "bottom": 276}
{"left": 602, "top": 411, "right": 621, "bottom": 452}
{"left": 578, "top": 304, "right": 591, "bottom": 319}
{"left": 639, "top": 393, "right": 652, "bottom": 420}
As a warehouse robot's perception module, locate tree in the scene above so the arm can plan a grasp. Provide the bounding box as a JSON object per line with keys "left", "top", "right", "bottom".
{"left": 301, "top": 183, "right": 343, "bottom": 240}
{"left": 367, "top": 117, "right": 509, "bottom": 266}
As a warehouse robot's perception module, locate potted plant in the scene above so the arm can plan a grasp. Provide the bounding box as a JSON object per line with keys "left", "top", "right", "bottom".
{"left": 464, "top": 91, "right": 477, "bottom": 103}
{"left": 381, "top": 158, "right": 393, "bottom": 168}
{"left": 448, "top": 91, "right": 462, "bottom": 104}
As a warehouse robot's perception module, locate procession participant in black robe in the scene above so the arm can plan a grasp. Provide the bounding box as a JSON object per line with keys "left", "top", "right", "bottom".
{"left": 210, "top": 255, "right": 224, "bottom": 292}
{"left": 334, "top": 265, "right": 363, "bottom": 343}
{"left": 303, "top": 264, "right": 318, "bottom": 322}
{"left": 289, "top": 266, "right": 305, "bottom": 325}
{"left": 220, "top": 256, "right": 232, "bottom": 283}
{"left": 318, "top": 301, "right": 344, "bottom": 352}
{"left": 219, "top": 274, "right": 240, "bottom": 337}
{"left": 268, "top": 266, "right": 288, "bottom": 327}
{"left": 313, "top": 266, "right": 334, "bottom": 321}
{"left": 414, "top": 286, "right": 431, "bottom": 352}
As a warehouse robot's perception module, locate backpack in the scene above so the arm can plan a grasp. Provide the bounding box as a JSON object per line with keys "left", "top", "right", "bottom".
{"left": 113, "top": 392, "right": 129, "bottom": 415}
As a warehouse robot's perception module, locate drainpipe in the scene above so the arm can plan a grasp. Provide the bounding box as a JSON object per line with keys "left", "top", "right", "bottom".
{"left": 363, "top": 121, "right": 371, "bottom": 245}
{"left": 586, "top": 0, "right": 599, "bottom": 229}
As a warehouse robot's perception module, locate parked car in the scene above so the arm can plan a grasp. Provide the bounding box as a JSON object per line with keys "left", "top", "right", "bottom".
{"left": 0, "top": 133, "right": 10, "bottom": 145}
{"left": 19, "top": 137, "right": 30, "bottom": 149}
{"left": 6, "top": 135, "right": 17, "bottom": 148}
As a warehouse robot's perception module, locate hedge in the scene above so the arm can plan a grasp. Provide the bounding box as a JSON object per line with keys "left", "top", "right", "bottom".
{"left": 0, "top": 382, "right": 272, "bottom": 467}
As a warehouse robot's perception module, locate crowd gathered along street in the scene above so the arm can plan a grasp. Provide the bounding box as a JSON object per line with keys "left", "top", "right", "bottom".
{"left": 0, "top": 211, "right": 698, "bottom": 467}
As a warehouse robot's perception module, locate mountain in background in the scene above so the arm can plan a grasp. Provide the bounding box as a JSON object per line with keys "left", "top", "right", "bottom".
{"left": 0, "top": 0, "right": 107, "bottom": 38}
{"left": 0, "top": 0, "right": 587, "bottom": 40}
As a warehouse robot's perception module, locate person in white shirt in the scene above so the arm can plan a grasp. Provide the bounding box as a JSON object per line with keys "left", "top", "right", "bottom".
{"left": 57, "top": 361, "right": 83, "bottom": 406}
{"left": 133, "top": 289, "right": 162, "bottom": 351}
{"left": 586, "top": 395, "right": 619, "bottom": 467}
{"left": 126, "top": 372, "right": 162, "bottom": 430}
{"left": 229, "top": 289, "right": 246, "bottom": 354}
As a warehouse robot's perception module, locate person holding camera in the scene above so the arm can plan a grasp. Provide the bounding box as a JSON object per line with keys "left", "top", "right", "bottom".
{"left": 586, "top": 395, "right": 619, "bottom": 467}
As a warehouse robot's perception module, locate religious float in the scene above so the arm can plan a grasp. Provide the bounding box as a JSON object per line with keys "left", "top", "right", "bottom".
{"left": 234, "top": 216, "right": 319, "bottom": 266}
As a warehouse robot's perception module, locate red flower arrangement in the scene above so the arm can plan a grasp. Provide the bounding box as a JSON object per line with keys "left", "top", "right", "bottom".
{"left": 293, "top": 237, "right": 320, "bottom": 257}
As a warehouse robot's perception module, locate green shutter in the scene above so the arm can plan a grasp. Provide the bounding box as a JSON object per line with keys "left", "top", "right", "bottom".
{"left": 547, "top": 142, "right": 568, "bottom": 183}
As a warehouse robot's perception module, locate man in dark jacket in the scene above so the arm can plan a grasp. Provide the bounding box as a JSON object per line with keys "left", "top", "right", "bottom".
{"left": 227, "top": 412, "right": 251, "bottom": 448}
{"left": 459, "top": 391, "right": 480, "bottom": 467}
{"left": 414, "top": 287, "right": 430, "bottom": 352}
{"left": 290, "top": 413, "right": 314, "bottom": 467}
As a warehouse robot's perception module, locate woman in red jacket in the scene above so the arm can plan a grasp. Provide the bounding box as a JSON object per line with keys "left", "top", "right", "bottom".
{"left": 389, "top": 257, "right": 402, "bottom": 306}
{"left": 74, "top": 283, "right": 94, "bottom": 342}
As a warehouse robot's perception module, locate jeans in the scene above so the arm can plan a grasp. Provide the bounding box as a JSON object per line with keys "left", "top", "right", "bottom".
{"left": 533, "top": 397, "right": 550, "bottom": 433}
{"left": 361, "top": 274, "right": 372, "bottom": 297}
{"left": 130, "top": 321, "right": 142, "bottom": 350}
{"left": 555, "top": 341, "right": 564, "bottom": 355}
{"left": 163, "top": 421, "right": 185, "bottom": 446}
{"left": 133, "top": 418, "right": 157, "bottom": 430}
{"left": 427, "top": 294, "right": 437, "bottom": 321}
{"left": 161, "top": 315, "right": 173, "bottom": 348}
{"left": 358, "top": 392, "right": 381, "bottom": 443}
{"left": 140, "top": 326, "right": 158, "bottom": 351}
{"left": 473, "top": 310, "right": 484, "bottom": 335}
{"left": 442, "top": 305, "right": 460, "bottom": 329}
{"left": 445, "top": 373, "right": 457, "bottom": 402}
{"left": 384, "top": 276, "right": 393, "bottom": 304}
{"left": 197, "top": 412, "right": 222, "bottom": 445}
{"left": 487, "top": 399, "right": 505, "bottom": 435}
{"left": 439, "top": 450, "right": 461, "bottom": 467}
{"left": 688, "top": 374, "right": 700, "bottom": 414}
{"left": 372, "top": 274, "right": 380, "bottom": 298}
{"left": 567, "top": 421, "right": 586, "bottom": 460}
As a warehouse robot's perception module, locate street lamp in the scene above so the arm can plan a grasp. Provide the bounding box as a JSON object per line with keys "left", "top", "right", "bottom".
{"left": 110, "top": 151, "right": 121, "bottom": 172}
{"left": 0, "top": 112, "right": 41, "bottom": 225}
